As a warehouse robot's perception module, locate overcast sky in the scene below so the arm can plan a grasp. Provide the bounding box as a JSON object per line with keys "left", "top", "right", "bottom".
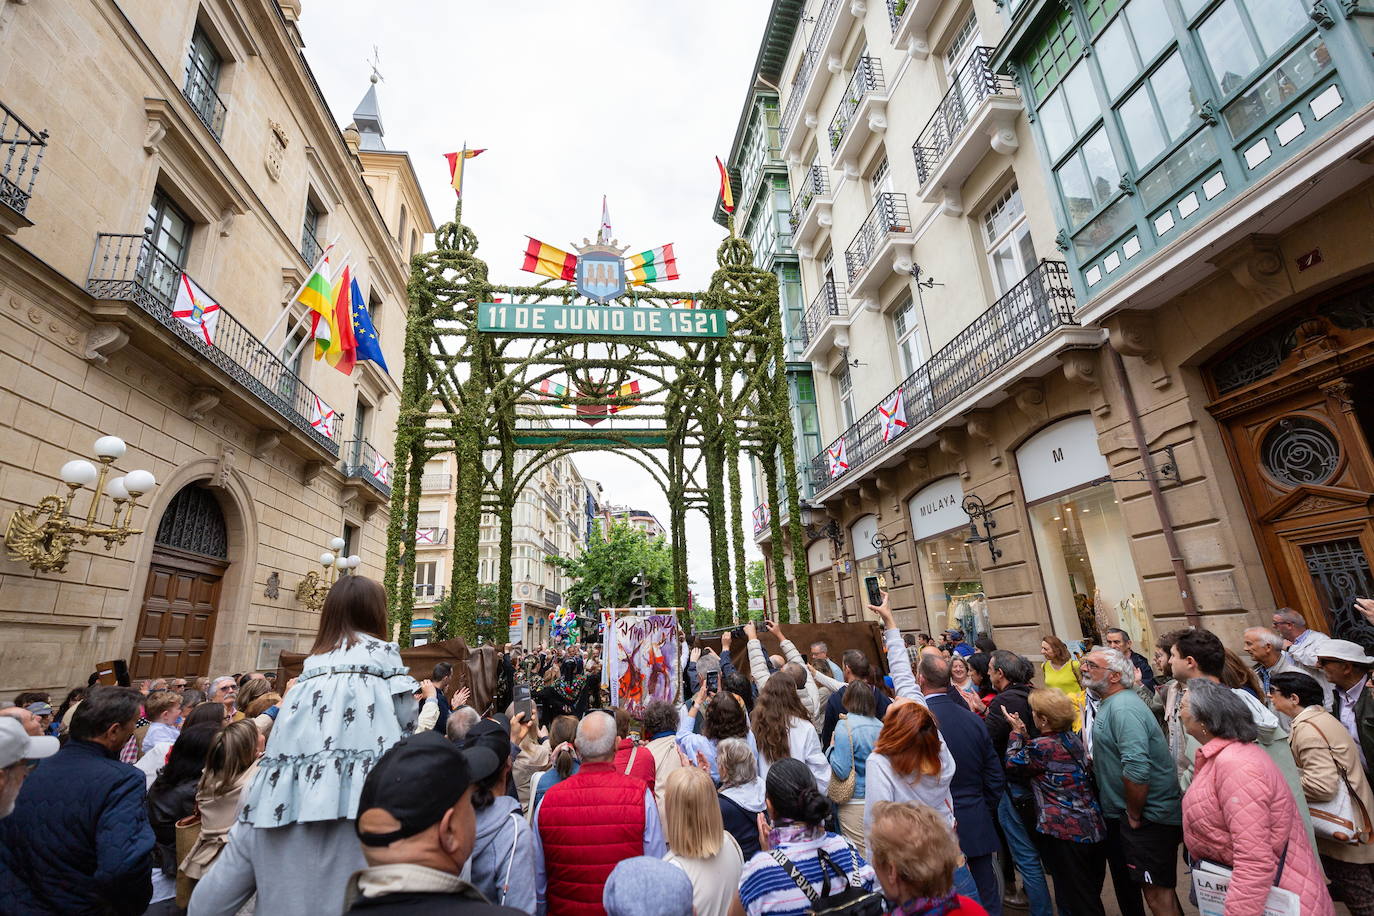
{"left": 301, "top": 1, "right": 771, "bottom": 603}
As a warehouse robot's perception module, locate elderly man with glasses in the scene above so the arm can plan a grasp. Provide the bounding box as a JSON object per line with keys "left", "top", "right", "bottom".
{"left": 208, "top": 676, "right": 238, "bottom": 717}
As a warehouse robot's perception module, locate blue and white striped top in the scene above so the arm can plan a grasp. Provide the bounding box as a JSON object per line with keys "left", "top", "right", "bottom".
{"left": 738, "top": 831, "right": 877, "bottom": 916}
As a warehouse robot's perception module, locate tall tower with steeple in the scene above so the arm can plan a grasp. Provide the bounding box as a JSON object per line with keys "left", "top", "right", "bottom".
{"left": 352, "top": 73, "right": 385, "bottom": 151}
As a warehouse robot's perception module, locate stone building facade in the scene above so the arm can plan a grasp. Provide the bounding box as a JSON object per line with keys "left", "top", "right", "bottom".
{"left": 741, "top": 0, "right": 1374, "bottom": 657}
{"left": 0, "top": 0, "right": 432, "bottom": 694}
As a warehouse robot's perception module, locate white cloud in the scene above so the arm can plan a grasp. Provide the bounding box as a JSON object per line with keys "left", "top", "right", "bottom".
{"left": 301, "top": 0, "right": 769, "bottom": 606}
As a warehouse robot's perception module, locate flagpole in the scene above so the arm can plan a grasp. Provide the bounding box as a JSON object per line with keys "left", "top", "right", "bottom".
{"left": 284, "top": 251, "right": 353, "bottom": 366}
{"left": 265, "top": 233, "right": 341, "bottom": 344}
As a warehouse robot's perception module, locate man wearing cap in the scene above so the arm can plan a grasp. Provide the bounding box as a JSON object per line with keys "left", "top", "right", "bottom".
{"left": 0, "top": 715, "right": 58, "bottom": 818}
{"left": 1317, "top": 639, "right": 1374, "bottom": 771}
{"left": 533, "top": 709, "right": 667, "bottom": 914}
{"left": 0, "top": 686, "right": 154, "bottom": 915}
{"left": 0, "top": 704, "right": 42, "bottom": 737}
{"left": 344, "top": 730, "right": 524, "bottom": 913}
{"left": 946, "top": 629, "right": 974, "bottom": 658}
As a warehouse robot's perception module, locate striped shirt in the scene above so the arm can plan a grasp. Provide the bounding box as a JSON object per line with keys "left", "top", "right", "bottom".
{"left": 738, "top": 832, "right": 877, "bottom": 916}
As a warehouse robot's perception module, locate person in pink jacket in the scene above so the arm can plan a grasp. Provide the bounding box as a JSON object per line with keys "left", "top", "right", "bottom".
{"left": 1180, "top": 679, "right": 1334, "bottom": 916}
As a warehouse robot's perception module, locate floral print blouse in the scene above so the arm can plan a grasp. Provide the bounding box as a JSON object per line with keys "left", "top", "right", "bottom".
{"left": 1006, "top": 731, "right": 1105, "bottom": 843}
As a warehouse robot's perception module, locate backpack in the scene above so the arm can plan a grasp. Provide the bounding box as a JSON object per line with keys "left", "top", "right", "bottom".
{"left": 768, "top": 847, "right": 885, "bottom": 916}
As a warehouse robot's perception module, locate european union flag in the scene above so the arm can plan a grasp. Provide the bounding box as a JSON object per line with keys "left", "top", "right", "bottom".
{"left": 350, "top": 277, "right": 388, "bottom": 374}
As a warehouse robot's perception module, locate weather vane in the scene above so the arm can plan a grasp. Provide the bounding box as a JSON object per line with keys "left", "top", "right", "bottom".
{"left": 368, "top": 46, "right": 384, "bottom": 84}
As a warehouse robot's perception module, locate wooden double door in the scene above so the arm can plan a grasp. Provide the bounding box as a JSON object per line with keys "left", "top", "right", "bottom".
{"left": 1209, "top": 284, "right": 1374, "bottom": 643}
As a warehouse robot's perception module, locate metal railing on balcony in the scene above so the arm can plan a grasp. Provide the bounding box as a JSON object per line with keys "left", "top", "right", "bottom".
{"left": 544, "top": 588, "right": 562, "bottom": 608}
{"left": 341, "top": 439, "right": 392, "bottom": 498}
{"left": 789, "top": 166, "right": 831, "bottom": 233}
{"left": 913, "top": 47, "right": 1016, "bottom": 186}
{"left": 0, "top": 102, "right": 46, "bottom": 217}
{"left": 415, "top": 527, "right": 449, "bottom": 545}
{"left": 801, "top": 279, "right": 847, "bottom": 348}
{"left": 413, "top": 583, "right": 446, "bottom": 603}
{"left": 301, "top": 227, "right": 323, "bottom": 267}
{"left": 86, "top": 233, "right": 342, "bottom": 456}
{"left": 421, "top": 473, "right": 453, "bottom": 491}
{"left": 829, "top": 57, "right": 884, "bottom": 153}
{"left": 809, "top": 261, "right": 1078, "bottom": 487}
{"left": 886, "top": 0, "right": 910, "bottom": 32}
{"left": 183, "top": 52, "right": 227, "bottom": 141}
{"left": 779, "top": 0, "right": 843, "bottom": 145}
{"left": 844, "top": 193, "right": 911, "bottom": 285}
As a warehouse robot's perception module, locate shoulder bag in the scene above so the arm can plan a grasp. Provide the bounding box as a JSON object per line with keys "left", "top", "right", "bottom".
{"left": 827, "top": 717, "right": 856, "bottom": 804}
{"left": 1302, "top": 716, "right": 1373, "bottom": 845}
{"left": 1191, "top": 841, "right": 1298, "bottom": 916}
{"left": 769, "top": 846, "right": 884, "bottom": 916}
{"left": 173, "top": 812, "right": 202, "bottom": 909}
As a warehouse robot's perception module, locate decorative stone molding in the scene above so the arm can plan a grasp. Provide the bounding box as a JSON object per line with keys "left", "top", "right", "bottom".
{"left": 187, "top": 387, "right": 221, "bottom": 421}
{"left": 1322, "top": 378, "right": 1356, "bottom": 413}
{"left": 1105, "top": 310, "right": 1171, "bottom": 390}
{"left": 265, "top": 120, "right": 288, "bottom": 181}
{"left": 936, "top": 429, "right": 969, "bottom": 480}
{"left": 253, "top": 429, "right": 280, "bottom": 458}
{"left": 1207, "top": 234, "right": 1291, "bottom": 304}
{"left": 215, "top": 444, "right": 237, "bottom": 487}
{"left": 907, "top": 449, "right": 929, "bottom": 473}
{"left": 964, "top": 410, "right": 1001, "bottom": 467}
{"left": 1005, "top": 378, "right": 1046, "bottom": 420}
{"left": 301, "top": 460, "right": 327, "bottom": 485}
{"left": 1061, "top": 348, "right": 1111, "bottom": 417}
{"left": 82, "top": 323, "right": 129, "bottom": 364}
{"left": 218, "top": 206, "right": 235, "bottom": 238}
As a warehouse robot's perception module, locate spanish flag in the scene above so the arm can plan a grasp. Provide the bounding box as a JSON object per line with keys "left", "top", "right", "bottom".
{"left": 314, "top": 264, "right": 350, "bottom": 365}
{"left": 716, "top": 156, "right": 734, "bottom": 213}
{"left": 443, "top": 148, "right": 486, "bottom": 197}
{"left": 522, "top": 237, "right": 578, "bottom": 281}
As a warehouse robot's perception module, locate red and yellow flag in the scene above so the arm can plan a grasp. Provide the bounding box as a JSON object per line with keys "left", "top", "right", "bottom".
{"left": 522, "top": 237, "right": 577, "bottom": 281}
{"left": 716, "top": 156, "right": 735, "bottom": 213}
{"left": 443, "top": 148, "right": 486, "bottom": 196}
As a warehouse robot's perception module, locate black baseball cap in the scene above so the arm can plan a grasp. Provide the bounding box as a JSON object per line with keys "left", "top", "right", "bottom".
{"left": 355, "top": 731, "right": 502, "bottom": 847}
{"left": 463, "top": 718, "right": 515, "bottom": 762}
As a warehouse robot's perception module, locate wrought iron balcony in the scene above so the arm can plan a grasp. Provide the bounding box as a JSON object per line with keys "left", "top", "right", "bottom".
{"left": 86, "top": 233, "right": 342, "bottom": 457}
{"left": 789, "top": 167, "right": 829, "bottom": 232}
{"left": 544, "top": 588, "right": 562, "bottom": 608}
{"left": 810, "top": 260, "right": 1079, "bottom": 489}
{"left": 415, "top": 526, "right": 449, "bottom": 546}
{"left": 800, "top": 279, "right": 848, "bottom": 359}
{"left": 829, "top": 57, "right": 885, "bottom": 155}
{"left": 0, "top": 101, "right": 46, "bottom": 224}
{"left": 341, "top": 439, "right": 392, "bottom": 498}
{"left": 421, "top": 473, "right": 453, "bottom": 491}
{"left": 183, "top": 52, "right": 227, "bottom": 141}
{"left": 913, "top": 47, "right": 1019, "bottom": 206}
{"left": 413, "top": 583, "right": 446, "bottom": 604}
{"left": 886, "top": 0, "right": 942, "bottom": 57}
{"left": 779, "top": 0, "right": 843, "bottom": 150}
{"left": 844, "top": 193, "right": 912, "bottom": 290}
{"left": 301, "top": 228, "right": 324, "bottom": 267}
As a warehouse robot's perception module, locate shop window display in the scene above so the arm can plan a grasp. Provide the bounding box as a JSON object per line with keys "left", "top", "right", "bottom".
{"left": 915, "top": 530, "right": 987, "bottom": 638}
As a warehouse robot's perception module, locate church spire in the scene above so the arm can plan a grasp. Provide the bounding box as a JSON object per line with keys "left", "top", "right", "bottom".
{"left": 352, "top": 72, "right": 385, "bottom": 150}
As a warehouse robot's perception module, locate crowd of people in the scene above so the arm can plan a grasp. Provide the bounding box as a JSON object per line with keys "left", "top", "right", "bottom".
{"left": 6, "top": 580, "right": 1374, "bottom": 916}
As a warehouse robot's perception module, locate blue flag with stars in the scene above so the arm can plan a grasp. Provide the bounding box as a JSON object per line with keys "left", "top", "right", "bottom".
{"left": 350, "top": 277, "right": 388, "bottom": 374}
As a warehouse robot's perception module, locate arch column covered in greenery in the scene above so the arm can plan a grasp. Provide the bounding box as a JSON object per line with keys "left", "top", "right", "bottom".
{"left": 383, "top": 205, "right": 810, "bottom": 643}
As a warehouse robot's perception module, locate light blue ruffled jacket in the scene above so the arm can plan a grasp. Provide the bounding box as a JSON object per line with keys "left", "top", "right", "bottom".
{"left": 241, "top": 635, "right": 418, "bottom": 827}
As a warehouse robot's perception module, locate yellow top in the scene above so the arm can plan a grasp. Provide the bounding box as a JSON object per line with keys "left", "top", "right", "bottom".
{"left": 1042, "top": 658, "right": 1084, "bottom": 698}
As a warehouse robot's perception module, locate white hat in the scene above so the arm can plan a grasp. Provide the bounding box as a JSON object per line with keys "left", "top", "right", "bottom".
{"left": 0, "top": 717, "right": 58, "bottom": 769}
{"left": 1316, "top": 639, "right": 1374, "bottom": 666}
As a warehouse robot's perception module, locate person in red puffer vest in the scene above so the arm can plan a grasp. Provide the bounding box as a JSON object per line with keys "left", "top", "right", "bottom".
{"left": 612, "top": 708, "right": 657, "bottom": 795}
{"left": 533, "top": 710, "right": 666, "bottom": 915}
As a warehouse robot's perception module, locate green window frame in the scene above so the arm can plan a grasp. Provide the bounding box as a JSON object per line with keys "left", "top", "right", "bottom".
{"left": 1190, "top": 0, "right": 1313, "bottom": 100}
{"left": 1025, "top": 7, "right": 1083, "bottom": 102}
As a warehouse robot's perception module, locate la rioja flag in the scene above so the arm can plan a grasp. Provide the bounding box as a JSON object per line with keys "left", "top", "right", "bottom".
{"left": 827, "top": 438, "right": 849, "bottom": 477}
{"left": 172, "top": 273, "right": 220, "bottom": 346}
{"left": 879, "top": 388, "right": 908, "bottom": 443}
{"left": 371, "top": 452, "right": 392, "bottom": 487}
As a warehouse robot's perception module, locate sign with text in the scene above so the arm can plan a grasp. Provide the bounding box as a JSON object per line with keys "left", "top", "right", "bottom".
{"left": 478, "top": 302, "right": 726, "bottom": 338}
{"left": 908, "top": 475, "right": 968, "bottom": 541}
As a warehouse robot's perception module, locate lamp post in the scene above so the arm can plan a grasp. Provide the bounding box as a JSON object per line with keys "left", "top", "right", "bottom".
{"left": 5, "top": 435, "right": 157, "bottom": 573}
{"left": 296, "top": 535, "right": 362, "bottom": 612}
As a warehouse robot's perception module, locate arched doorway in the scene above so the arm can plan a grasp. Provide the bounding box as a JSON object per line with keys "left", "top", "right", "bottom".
{"left": 1206, "top": 276, "right": 1374, "bottom": 646}
{"left": 130, "top": 483, "right": 228, "bottom": 679}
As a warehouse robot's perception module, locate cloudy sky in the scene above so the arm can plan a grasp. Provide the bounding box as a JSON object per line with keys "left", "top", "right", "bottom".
{"left": 300, "top": 1, "right": 771, "bottom": 600}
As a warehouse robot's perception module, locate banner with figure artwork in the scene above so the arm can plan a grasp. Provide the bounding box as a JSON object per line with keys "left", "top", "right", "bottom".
{"left": 605, "top": 610, "right": 681, "bottom": 718}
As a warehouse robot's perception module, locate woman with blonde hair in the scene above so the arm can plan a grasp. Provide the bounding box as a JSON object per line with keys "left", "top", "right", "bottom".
{"left": 179, "top": 720, "right": 260, "bottom": 892}
{"left": 663, "top": 767, "right": 743, "bottom": 916}
{"left": 868, "top": 801, "right": 989, "bottom": 915}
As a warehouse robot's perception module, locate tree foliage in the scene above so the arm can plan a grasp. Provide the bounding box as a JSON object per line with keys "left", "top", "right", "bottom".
{"left": 746, "top": 559, "right": 767, "bottom": 599}
{"left": 548, "top": 522, "right": 676, "bottom": 610}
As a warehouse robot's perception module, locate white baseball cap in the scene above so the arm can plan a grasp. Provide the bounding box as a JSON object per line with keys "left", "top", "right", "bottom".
{"left": 0, "top": 717, "right": 58, "bottom": 769}
{"left": 1316, "top": 639, "right": 1374, "bottom": 666}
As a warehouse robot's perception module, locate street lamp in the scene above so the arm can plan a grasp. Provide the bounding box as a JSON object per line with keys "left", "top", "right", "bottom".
{"left": 297, "top": 535, "right": 362, "bottom": 611}
{"left": 5, "top": 435, "right": 156, "bottom": 572}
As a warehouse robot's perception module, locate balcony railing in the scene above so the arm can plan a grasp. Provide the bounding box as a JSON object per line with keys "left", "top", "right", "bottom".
{"left": 183, "top": 53, "right": 227, "bottom": 141}
{"left": 845, "top": 193, "right": 911, "bottom": 284}
{"left": 779, "top": 0, "right": 843, "bottom": 145}
{"left": 421, "top": 473, "right": 453, "bottom": 491}
{"left": 914, "top": 47, "right": 1016, "bottom": 186}
{"left": 86, "top": 233, "right": 342, "bottom": 456}
{"left": 801, "top": 279, "right": 846, "bottom": 348}
{"left": 301, "top": 227, "right": 323, "bottom": 267}
{"left": 810, "top": 261, "right": 1078, "bottom": 487}
{"left": 0, "top": 102, "right": 47, "bottom": 218}
{"left": 789, "top": 166, "right": 831, "bottom": 233}
{"left": 544, "top": 588, "right": 562, "bottom": 608}
{"left": 413, "top": 583, "right": 446, "bottom": 603}
{"left": 415, "top": 527, "right": 449, "bottom": 546}
{"left": 886, "top": 0, "right": 909, "bottom": 32}
{"left": 829, "top": 58, "right": 884, "bottom": 154}
{"left": 341, "top": 439, "right": 392, "bottom": 498}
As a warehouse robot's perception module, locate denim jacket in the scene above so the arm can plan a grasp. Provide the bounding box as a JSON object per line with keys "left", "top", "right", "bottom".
{"left": 826, "top": 713, "right": 882, "bottom": 798}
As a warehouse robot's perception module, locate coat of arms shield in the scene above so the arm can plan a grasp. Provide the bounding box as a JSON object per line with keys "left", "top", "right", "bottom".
{"left": 576, "top": 251, "right": 626, "bottom": 303}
